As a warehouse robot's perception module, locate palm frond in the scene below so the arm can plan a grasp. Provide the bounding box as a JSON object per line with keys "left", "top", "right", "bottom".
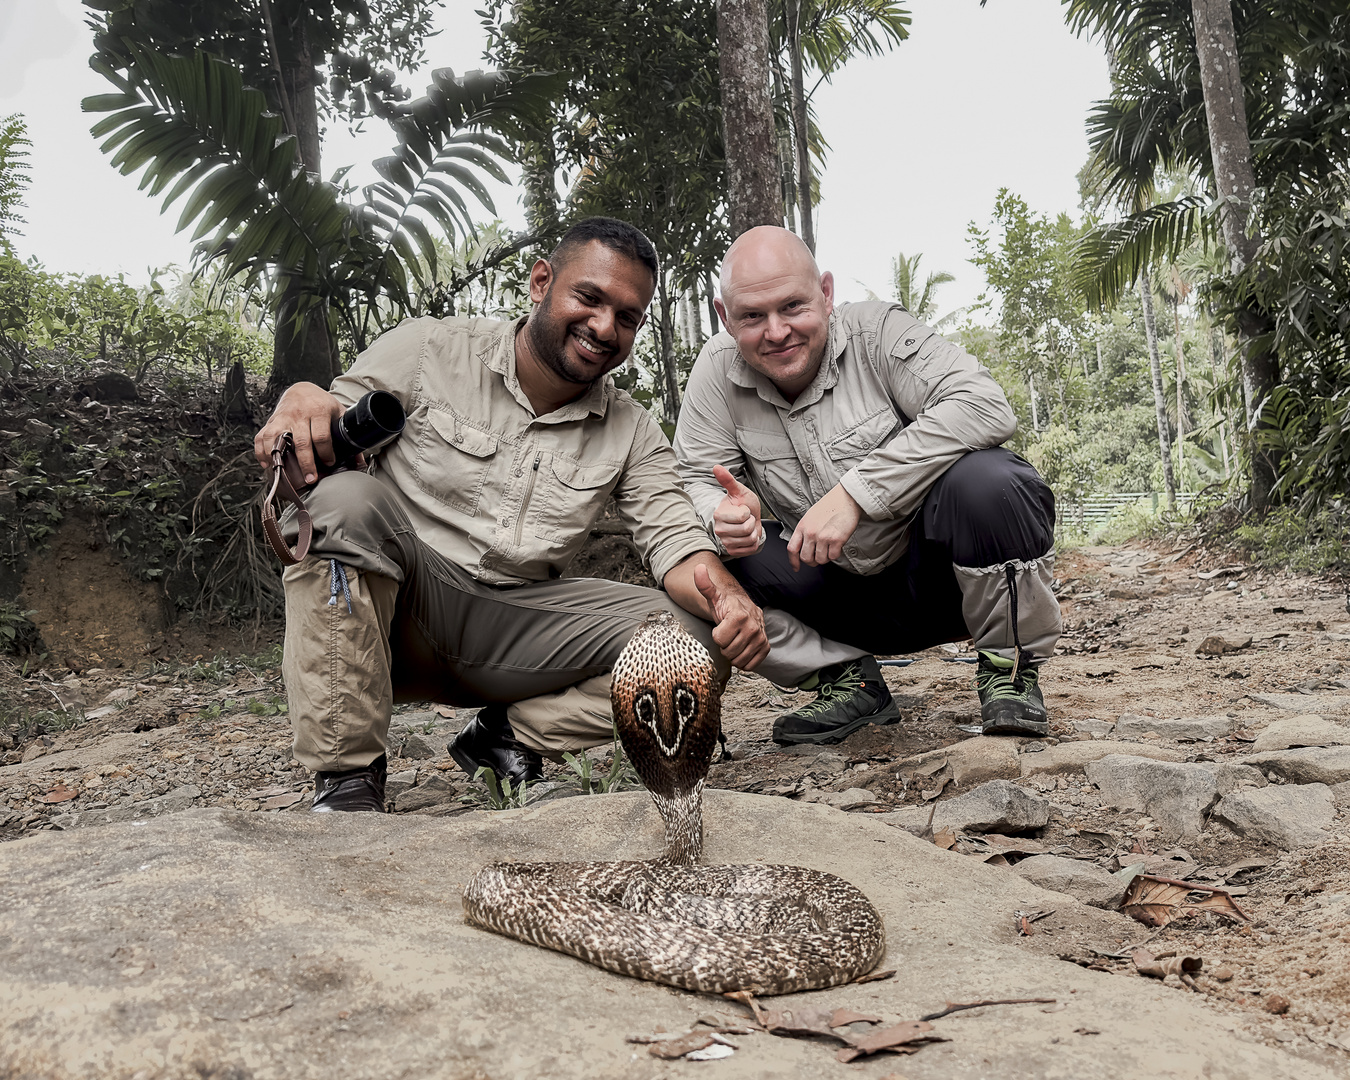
{"left": 1073, "top": 196, "right": 1214, "bottom": 309}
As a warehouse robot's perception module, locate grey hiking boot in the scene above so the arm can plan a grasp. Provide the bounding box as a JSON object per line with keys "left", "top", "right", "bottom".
{"left": 976, "top": 650, "right": 1048, "bottom": 736}
{"left": 772, "top": 656, "right": 900, "bottom": 745}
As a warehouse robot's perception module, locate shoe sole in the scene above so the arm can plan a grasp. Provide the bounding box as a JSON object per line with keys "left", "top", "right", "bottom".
{"left": 448, "top": 739, "right": 483, "bottom": 779}
{"left": 980, "top": 718, "right": 1049, "bottom": 737}
{"left": 772, "top": 700, "right": 902, "bottom": 746}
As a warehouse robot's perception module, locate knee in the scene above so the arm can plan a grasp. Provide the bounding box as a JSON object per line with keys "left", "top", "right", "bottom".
{"left": 303, "top": 469, "right": 398, "bottom": 530}
{"left": 925, "top": 449, "right": 1055, "bottom": 564}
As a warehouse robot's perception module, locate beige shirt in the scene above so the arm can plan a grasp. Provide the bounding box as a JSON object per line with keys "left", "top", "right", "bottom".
{"left": 330, "top": 315, "right": 715, "bottom": 586}
{"left": 673, "top": 301, "right": 1017, "bottom": 575}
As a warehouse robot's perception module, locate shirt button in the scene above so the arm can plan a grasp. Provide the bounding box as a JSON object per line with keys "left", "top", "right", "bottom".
{"left": 846, "top": 546, "right": 858, "bottom": 557}
{"left": 804, "top": 462, "right": 814, "bottom": 474}
{"left": 452, "top": 433, "right": 463, "bottom": 444}
{"left": 789, "top": 413, "right": 798, "bottom": 422}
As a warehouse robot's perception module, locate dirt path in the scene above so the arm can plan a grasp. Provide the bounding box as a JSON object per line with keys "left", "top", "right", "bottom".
{"left": 2, "top": 541, "right": 1349, "bottom": 1059}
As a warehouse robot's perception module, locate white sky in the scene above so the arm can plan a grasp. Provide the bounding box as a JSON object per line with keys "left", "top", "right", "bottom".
{"left": 0, "top": 0, "right": 1110, "bottom": 319}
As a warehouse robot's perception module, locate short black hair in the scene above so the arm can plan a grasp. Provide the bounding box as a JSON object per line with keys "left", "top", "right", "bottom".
{"left": 549, "top": 216, "right": 660, "bottom": 284}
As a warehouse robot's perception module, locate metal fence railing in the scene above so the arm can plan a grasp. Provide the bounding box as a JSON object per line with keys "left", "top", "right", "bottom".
{"left": 1059, "top": 491, "right": 1198, "bottom": 530}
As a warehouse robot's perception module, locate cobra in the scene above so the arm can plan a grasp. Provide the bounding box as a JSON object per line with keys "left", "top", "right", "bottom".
{"left": 461, "top": 610, "right": 887, "bottom": 995}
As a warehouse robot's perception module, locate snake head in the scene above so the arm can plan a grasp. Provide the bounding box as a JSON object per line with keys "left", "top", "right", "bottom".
{"left": 611, "top": 611, "right": 722, "bottom": 798}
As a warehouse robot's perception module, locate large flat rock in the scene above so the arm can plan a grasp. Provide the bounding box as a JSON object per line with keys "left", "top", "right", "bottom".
{"left": 0, "top": 793, "right": 1330, "bottom": 1080}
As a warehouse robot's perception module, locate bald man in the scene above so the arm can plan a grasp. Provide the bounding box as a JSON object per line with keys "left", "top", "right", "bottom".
{"left": 673, "top": 227, "right": 1061, "bottom": 743}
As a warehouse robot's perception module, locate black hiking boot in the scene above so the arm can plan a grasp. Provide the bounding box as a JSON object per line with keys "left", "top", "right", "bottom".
{"left": 312, "top": 753, "right": 388, "bottom": 813}
{"left": 772, "top": 656, "right": 900, "bottom": 745}
{"left": 976, "top": 650, "right": 1049, "bottom": 736}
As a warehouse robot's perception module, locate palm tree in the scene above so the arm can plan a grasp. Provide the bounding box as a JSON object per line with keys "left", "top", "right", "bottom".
{"left": 770, "top": 0, "right": 910, "bottom": 251}
{"left": 84, "top": 48, "right": 554, "bottom": 390}
{"left": 890, "top": 251, "right": 953, "bottom": 323}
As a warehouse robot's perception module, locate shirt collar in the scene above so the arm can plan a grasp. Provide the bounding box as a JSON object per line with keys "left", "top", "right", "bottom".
{"left": 726, "top": 310, "right": 847, "bottom": 409}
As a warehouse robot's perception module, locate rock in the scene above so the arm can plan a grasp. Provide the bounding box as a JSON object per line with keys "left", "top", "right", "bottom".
{"left": 816, "top": 787, "right": 877, "bottom": 811}
{"left": 1212, "top": 785, "right": 1335, "bottom": 850}
{"left": 1196, "top": 635, "right": 1251, "bottom": 655}
{"left": 900, "top": 737, "right": 1020, "bottom": 787}
{"left": 394, "top": 774, "right": 456, "bottom": 812}
{"left": 1250, "top": 715, "right": 1350, "bottom": 753}
{"left": 1, "top": 794, "right": 1334, "bottom": 1079}
{"left": 878, "top": 779, "right": 1049, "bottom": 835}
{"left": 1073, "top": 718, "right": 1115, "bottom": 739}
{"left": 50, "top": 785, "right": 201, "bottom": 830}
{"left": 387, "top": 769, "right": 418, "bottom": 800}
{"left": 399, "top": 733, "right": 439, "bottom": 760}
{"left": 1331, "top": 780, "right": 1350, "bottom": 807}
{"left": 1010, "top": 855, "right": 1128, "bottom": 909}
{"left": 1247, "top": 694, "right": 1350, "bottom": 716}
{"left": 20, "top": 743, "right": 48, "bottom": 763}
{"left": 76, "top": 372, "right": 139, "bottom": 402}
{"left": 1242, "top": 746, "right": 1350, "bottom": 786}
{"left": 23, "top": 418, "right": 54, "bottom": 437}
{"left": 1114, "top": 714, "right": 1235, "bottom": 741}
{"left": 1084, "top": 756, "right": 1219, "bottom": 840}
{"left": 1207, "top": 762, "right": 1267, "bottom": 794}
{"left": 1019, "top": 740, "right": 1185, "bottom": 778}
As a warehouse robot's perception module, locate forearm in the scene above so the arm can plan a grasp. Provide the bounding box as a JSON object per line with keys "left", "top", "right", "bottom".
{"left": 662, "top": 551, "right": 734, "bottom": 622}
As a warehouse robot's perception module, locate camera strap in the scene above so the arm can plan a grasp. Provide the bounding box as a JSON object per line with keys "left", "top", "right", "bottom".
{"left": 261, "top": 432, "right": 313, "bottom": 566}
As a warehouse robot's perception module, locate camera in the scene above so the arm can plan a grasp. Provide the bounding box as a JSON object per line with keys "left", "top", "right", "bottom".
{"left": 329, "top": 390, "right": 406, "bottom": 465}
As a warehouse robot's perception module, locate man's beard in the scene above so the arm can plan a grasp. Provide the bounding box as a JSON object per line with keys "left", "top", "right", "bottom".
{"left": 526, "top": 290, "right": 620, "bottom": 385}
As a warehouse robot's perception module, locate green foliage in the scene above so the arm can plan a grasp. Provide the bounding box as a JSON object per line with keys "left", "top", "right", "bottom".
{"left": 0, "top": 603, "right": 40, "bottom": 656}
{"left": 0, "top": 113, "right": 32, "bottom": 256}
{"left": 561, "top": 730, "right": 640, "bottom": 795}
{"left": 890, "top": 250, "right": 953, "bottom": 323}
{"left": 1224, "top": 504, "right": 1350, "bottom": 575}
{"left": 470, "top": 765, "right": 533, "bottom": 810}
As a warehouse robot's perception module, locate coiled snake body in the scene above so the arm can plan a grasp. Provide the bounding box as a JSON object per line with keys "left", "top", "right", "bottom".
{"left": 462, "top": 611, "right": 886, "bottom": 994}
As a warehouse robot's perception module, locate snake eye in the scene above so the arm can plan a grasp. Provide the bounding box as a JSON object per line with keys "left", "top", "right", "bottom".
{"left": 635, "top": 691, "right": 657, "bottom": 729}
{"left": 674, "top": 686, "right": 697, "bottom": 722}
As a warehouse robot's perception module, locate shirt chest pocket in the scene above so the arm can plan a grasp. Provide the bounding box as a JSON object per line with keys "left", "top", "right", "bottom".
{"left": 740, "top": 428, "right": 809, "bottom": 517}
{"left": 825, "top": 409, "right": 900, "bottom": 467}
{"left": 413, "top": 408, "right": 499, "bottom": 516}
{"left": 532, "top": 454, "right": 623, "bottom": 544}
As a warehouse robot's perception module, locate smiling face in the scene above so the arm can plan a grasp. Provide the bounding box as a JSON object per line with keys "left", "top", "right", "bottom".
{"left": 715, "top": 227, "right": 834, "bottom": 401}
{"left": 524, "top": 240, "right": 653, "bottom": 386}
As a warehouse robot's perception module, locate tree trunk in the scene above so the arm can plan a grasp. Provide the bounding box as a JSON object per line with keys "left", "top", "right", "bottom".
{"left": 1028, "top": 374, "right": 1041, "bottom": 432}
{"left": 1209, "top": 323, "right": 1239, "bottom": 476}
{"left": 656, "top": 274, "right": 682, "bottom": 425}
{"left": 705, "top": 272, "right": 720, "bottom": 335}
{"left": 682, "top": 284, "right": 704, "bottom": 346}
{"left": 1140, "top": 269, "right": 1177, "bottom": 508}
{"left": 1190, "top": 0, "right": 1279, "bottom": 505}
{"left": 786, "top": 1, "right": 815, "bottom": 253}
{"left": 266, "top": 4, "right": 339, "bottom": 394}
{"left": 716, "top": 0, "right": 782, "bottom": 236}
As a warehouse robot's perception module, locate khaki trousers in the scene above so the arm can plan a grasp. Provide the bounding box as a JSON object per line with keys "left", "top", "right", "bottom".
{"left": 281, "top": 471, "right": 731, "bottom": 771}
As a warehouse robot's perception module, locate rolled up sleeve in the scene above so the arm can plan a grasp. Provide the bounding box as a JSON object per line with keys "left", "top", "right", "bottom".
{"left": 614, "top": 412, "right": 718, "bottom": 583}
{"left": 842, "top": 311, "right": 1017, "bottom": 522}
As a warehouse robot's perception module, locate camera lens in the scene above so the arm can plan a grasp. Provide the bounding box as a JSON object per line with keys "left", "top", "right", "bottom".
{"left": 331, "top": 391, "right": 405, "bottom": 463}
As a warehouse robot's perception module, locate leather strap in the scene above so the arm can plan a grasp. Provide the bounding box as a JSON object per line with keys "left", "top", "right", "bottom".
{"left": 261, "top": 432, "right": 312, "bottom": 565}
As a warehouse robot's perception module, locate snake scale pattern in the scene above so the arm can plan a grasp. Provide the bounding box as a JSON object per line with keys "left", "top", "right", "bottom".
{"left": 462, "top": 611, "right": 886, "bottom": 995}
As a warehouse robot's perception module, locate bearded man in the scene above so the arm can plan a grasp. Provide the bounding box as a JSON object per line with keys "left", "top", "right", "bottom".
{"left": 255, "top": 217, "right": 861, "bottom": 811}
{"left": 674, "top": 226, "right": 1061, "bottom": 745}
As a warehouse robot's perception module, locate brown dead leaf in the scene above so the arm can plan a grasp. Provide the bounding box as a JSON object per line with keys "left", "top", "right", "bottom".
{"left": 759, "top": 1007, "right": 841, "bottom": 1040}
{"left": 1122, "top": 875, "right": 1250, "bottom": 927}
{"left": 646, "top": 1032, "right": 715, "bottom": 1059}
{"left": 1132, "top": 949, "right": 1203, "bottom": 982}
{"left": 262, "top": 792, "right": 304, "bottom": 811}
{"left": 830, "top": 1009, "right": 882, "bottom": 1028}
{"left": 434, "top": 705, "right": 456, "bottom": 718}
{"left": 854, "top": 968, "right": 897, "bottom": 984}
{"left": 836, "top": 1021, "right": 947, "bottom": 1062}
{"left": 933, "top": 828, "right": 958, "bottom": 850}
{"left": 40, "top": 786, "right": 79, "bottom": 804}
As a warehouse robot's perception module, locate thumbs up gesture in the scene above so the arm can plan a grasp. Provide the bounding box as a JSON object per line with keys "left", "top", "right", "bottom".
{"left": 711, "top": 465, "right": 763, "bottom": 558}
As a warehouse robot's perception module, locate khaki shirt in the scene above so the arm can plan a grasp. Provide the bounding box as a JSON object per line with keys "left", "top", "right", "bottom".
{"left": 674, "top": 301, "right": 1017, "bottom": 575}
{"left": 330, "top": 315, "right": 715, "bottom": 586}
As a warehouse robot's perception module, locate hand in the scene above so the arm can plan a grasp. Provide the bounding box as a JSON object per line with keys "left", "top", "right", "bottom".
{"left": 693, "top": 562, "right": 769, "bottom": 671}
{"left": 711, "top": 464, "right": 763, "bottom": 557}
{"left": 787, "top": 484, "right": 862, "bottom": 571}
{"left": 254, "top": 382, "right": 348, "bottom": 483}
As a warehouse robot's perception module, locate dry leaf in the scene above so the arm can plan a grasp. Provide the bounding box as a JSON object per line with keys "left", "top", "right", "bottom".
{"left": 262, "top": 792, "right": 304, "bottom": 811}
{"left": 1122, "top": 875, "right": 1249, "bottom": 927}
{"left": 646, "top": 1032, "right": 715, "bottom": 1059}
{"left": 41, "top": 786, "right": 79, "bottom": 804}
{"left": 933, "top": 828, "right": 958, "bottom": 850}
{"left": 1132, "top": 949, "right": 1203, "bottom": 981}
{"left": 684, "top": 1044, "right": 735, "bottom": 1061}
{"left": 759, "top": 1007, "right": 841, "bottom": 1040}
{"left": 434, "top": 705, "right": 455, "bottom": 718}
{"left": 836, "top": 1021, "right": 947, "bottom": 1062}
{"left": 830, "top": 1009, "right": 882, "bottom": 1027}
{"left": 854, "top": 968, "right": 897, "bottom": 984}
{"left": 1196, "top": 565, "right": 1246, "bottom": 579}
